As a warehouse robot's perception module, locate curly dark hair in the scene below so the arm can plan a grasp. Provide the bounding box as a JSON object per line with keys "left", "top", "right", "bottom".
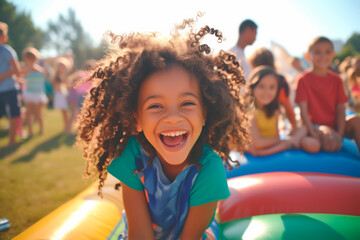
{"left": 76, "top": 16, "right": 250, "bottom": 195}
{"left": 244, "top": 66, "right": 280, "bottom": 118}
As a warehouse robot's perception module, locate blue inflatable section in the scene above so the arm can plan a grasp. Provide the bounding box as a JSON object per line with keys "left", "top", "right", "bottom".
{"left": 227, "top": 138, "right": 360, "bottom": 178}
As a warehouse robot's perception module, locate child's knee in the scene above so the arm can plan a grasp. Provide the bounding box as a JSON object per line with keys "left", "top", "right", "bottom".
{"left": 321, "top": 134, "right": 342, "bottom": 152}
{"left": 301, "top": 137, "right": 320, "bottom": 153}
{"left": 292, "top": 125, "right": 308, "bottom": 139}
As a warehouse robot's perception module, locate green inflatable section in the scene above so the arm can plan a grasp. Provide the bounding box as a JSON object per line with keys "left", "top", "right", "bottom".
{"left": 107, "top": 216, "right": 125, "bottom": 240}
{"left": 220, "top": 213, "right": 360, "bottom": 240}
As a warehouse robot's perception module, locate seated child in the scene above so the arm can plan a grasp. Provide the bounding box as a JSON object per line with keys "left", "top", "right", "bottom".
{"left": 249, "top": 47, "right": 297, "bottom": 132}
{"left": 347, "top": 56, "right": 360, "bottom": 112}
{"left": 76, "top": 18, "right": 250, "bottom": 239}
{"left": 245, "top": 66, "right": 319, "bottom": 156}
{"left": 296, "top": 36, "right": 360, "bottom": 152}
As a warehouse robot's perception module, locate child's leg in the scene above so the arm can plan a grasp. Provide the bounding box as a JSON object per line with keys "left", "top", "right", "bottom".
{"left": 34, "top": 103, "right": 44, "bottom": 134}
{"left": 15, "top": 115, "right": 23, "bottom": 135}
{"left": 289, "top": 125, "right": 307, "bottom": 148}
{"left": 317, "top": 125, "right": 342, "bottom": 152}
{"left": 8, "top": 117, "right": 17, "bottom": 145}
{"left": 61, "top": 109, "right": 70, "bottom": 135}
{"left": 344, "top": 115, "right": 360, "bottom": 152}
{"left": 68, "top": 101, "right": 79, "bottom": 134}
{"left": 300, "top": 136, "right": 321, "bottom": 153}
{"left": 25, "top": 103, "right": 35, "bottom": 137}
{"left": 292, "top": 125, "right": 321, "bottom": 153}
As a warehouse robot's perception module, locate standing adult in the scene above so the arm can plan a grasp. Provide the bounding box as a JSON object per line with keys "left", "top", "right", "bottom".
{"left": 0, "top": 22, "right": 22, "bottom": 147}
{"left": 229, "top": 19, "right": 258, "bottom": 81}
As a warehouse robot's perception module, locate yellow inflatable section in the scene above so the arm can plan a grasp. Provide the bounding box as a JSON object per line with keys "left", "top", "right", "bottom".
{"left": 14, "top": 176, "right": 123, "bottom": 240}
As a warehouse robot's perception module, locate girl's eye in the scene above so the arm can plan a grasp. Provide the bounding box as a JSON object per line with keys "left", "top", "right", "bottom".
{"left": 182, "top": 101, "right": 196, "bottom": 107}
{"left": 147, "top": 104, "right": 162, "bottom": 110}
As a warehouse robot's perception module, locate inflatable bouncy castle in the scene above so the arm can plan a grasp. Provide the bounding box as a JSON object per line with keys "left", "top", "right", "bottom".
{"left": 14, "top": 139, "right": 360, "bottom": 240}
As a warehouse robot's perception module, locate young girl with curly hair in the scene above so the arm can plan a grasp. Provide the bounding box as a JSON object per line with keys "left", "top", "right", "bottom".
{"left": 244, "top": 66, "right": 319, "bottom": 156}
{"left": 76, "top": 16, "right": 250, "bottom": 239}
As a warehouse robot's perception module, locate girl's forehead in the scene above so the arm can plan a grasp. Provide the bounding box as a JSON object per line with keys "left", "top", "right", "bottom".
{"left": 143, "top": 67, "right": 198, "bottom": 87}
{"left": 257, "top": 74, "right": 277, "bottom": 84}
{"left": 138, "top": 67, "right": 201, "bottom": 99}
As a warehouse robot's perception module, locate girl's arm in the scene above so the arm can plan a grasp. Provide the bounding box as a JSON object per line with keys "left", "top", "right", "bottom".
{"left": 298, "top": 101, "right": 319, "bottom": 140}
{"left": 179, "top": 201, "right": 218, "bottom": 240}
{"left": 0, "top": 59, "right": 21, "bottom": 82}
{"left": 278, "top": 89, "right": 297, "bottom": 131}
{"left": 250, "top": 113, "right": 280, "bottom": 150}
{"left": 251, "top": 141, "right": 291, "bottom": 156}
{"left": 121, "top": 184, "right": 155, "bottom": 240}
{"left": 249, "top": 112, "right": 294, "bottom": 156}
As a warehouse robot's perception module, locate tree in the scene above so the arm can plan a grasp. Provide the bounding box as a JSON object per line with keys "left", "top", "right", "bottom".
{"left": 336, "top": 33, "right": 360, "bottom": 62}
{"left": 345, "top": 33, "right": 360, "bottom": 53}
{"left": 0, "top": 0, "right": 44, "bottom": 59}
{"left": 45, "top": 8, "right": 96, "bottom": 69}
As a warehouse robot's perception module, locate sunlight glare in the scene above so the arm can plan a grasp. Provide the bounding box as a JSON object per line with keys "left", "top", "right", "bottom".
{"left": 51, "top": 201, "right": 97, "bottom": 240}
{"left": 242, "top": 219, "right": 267, "bottom": 239}
{"left": 227, "top": 177, "right": 263, "bottom": 190}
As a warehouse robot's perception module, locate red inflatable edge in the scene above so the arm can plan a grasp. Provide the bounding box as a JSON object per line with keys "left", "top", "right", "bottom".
{"left": 218, "top": 172, "right": 360, "bottom": 223}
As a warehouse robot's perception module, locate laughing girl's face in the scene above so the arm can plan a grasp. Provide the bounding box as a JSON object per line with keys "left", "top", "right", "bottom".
{"left": 135, "top": 66, "right": 206, "bottom": 168}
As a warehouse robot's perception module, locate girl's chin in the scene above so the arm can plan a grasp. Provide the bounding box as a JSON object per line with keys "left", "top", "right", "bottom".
{"left": 159, "top": 151, "right": 190, "bottom": 165}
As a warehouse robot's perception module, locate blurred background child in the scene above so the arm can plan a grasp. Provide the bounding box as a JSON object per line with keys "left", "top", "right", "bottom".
{"left": 347, "top": 56, "right": 360, "bottom": 113}
{"left": 67, "top": 59, "right": 94, "bottom": 134}
{"left": 296, "top": 36, "right": 360, "bottom": 152}
{"left": 245, "top": 66, "right": 319, "bottom": 156}
{"left": 249, "top": 47, "right": 297, "bottom": 132}
{"left": 21, "top": 47, "right": 48, "bottom": 137}
{"left": 51, "top": 57, "right": 71, "bottom": 135}
{"left": 0, "top": 22, "right": 22, "bottom": 147}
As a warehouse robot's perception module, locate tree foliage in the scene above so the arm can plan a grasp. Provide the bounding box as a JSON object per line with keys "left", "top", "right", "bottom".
{"left": 45, "top": 8, "right": 104, "bottom": 69}
{"left": 0, "top": 0, "right": 44, "bottom": 59}
{"left": 336, "top": 33, "right": 360, "bottom": 62}
{"left": 345, "top": 33, "right": 360, "bottom": 53}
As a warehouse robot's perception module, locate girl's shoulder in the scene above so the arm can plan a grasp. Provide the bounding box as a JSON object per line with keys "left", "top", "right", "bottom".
{"left": 199, "top": 144, "right": 223, "bottom": 170}
{"left": 34, "top": 64, "right": 47, "bottom": 75}
{"left": 189, "top": 144, "right": 230, "bottom": 206}
{"left": 254, "top": 108, "right": 278, "bottom": 121}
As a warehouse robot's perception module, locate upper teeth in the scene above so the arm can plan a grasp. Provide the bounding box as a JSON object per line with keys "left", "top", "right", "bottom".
{"left": 161, "top": 131, "right": 186, "bottom": 137}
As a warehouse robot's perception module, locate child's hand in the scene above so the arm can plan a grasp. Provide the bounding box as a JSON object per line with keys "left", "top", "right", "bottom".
{"left": 20, "top": 68, "right": 29, "bottom": 77}
{"left": 286, "top": 138, "right": 300, "bottom": 149}
{"left": 245, "top": 145, "right": 258, "bottom": 156}
{"left": 318, "top": 126, "right": 343, "bottom": 152}
{"left": 310, "top": 129, "right": 321, "bottom": 141}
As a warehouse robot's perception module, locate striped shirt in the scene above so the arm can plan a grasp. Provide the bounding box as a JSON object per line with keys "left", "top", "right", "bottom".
{"left": 25, "top": 71, "right": 46, "bottom": 93}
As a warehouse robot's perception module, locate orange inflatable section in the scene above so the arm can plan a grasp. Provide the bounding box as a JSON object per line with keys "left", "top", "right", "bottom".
{"left": 219, "top": 172, "right": 360, "bottom": 223}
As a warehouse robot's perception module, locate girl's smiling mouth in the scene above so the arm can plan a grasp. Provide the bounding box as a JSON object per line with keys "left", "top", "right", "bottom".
{"left": 160, "top": 131, "right": 188, "bottom": 150}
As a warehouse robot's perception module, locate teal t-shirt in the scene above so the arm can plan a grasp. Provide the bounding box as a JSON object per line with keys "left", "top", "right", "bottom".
{"left": 107, "top": 136, "right": 230, "bottom": 207}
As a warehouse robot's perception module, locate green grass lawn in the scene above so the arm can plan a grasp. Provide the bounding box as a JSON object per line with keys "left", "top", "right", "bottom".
{"left": 0, "top": 108, "right": 92, "bottom": 239}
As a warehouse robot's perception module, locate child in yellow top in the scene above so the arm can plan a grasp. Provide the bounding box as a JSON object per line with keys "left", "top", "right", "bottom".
{"left": 245, "top": 66, "right": 319, "bottom": 156}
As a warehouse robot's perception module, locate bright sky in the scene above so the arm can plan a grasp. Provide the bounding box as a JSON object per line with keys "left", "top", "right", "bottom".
{"left": 8, "top": 0, "right": 360, "bottom": 58}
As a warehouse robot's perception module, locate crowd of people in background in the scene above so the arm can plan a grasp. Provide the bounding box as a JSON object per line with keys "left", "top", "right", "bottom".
{"left": 0, "top": 21, "right": 94, "bottom": 148}
{"left": 1, "top": 19, "right": 360, "bottom": 155}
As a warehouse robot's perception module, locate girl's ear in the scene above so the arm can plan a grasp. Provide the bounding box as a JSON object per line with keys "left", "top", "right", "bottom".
{"left": 304, "top": 52, "right": 310, "bottom": 62}
{"left": 133, "top": 113, "right": 143, "bottom": 132}
{"left": 202, "top": 107, "right": 207, "bottom": 126}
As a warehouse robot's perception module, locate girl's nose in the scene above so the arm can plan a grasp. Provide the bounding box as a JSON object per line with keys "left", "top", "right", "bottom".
{"left": 163, "top": 106, "right": 183, "bottom": 124}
